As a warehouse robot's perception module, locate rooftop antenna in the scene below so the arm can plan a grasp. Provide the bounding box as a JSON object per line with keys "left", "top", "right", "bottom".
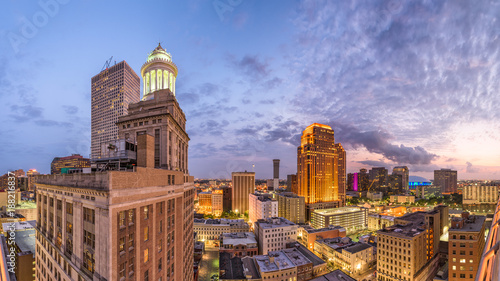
{"left": 101, "top": 56, "right": 113, "bottom": 72}
{"left": 252, "top": 164, "right": 255, "bottom": 173}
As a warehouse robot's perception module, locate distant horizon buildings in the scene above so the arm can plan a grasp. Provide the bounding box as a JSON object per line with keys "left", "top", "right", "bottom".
{"left": 90, "top": 60, "right": 140, "bottom": 159}
{"left": 297, "top": 123, "right": 346, "bottom": 220}
{"left": 50, "top": 154, "right": 90, "bottom": 174}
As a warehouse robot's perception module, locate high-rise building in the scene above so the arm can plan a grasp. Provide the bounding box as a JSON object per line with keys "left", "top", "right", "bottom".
{"left": 117, "top": 44, "right": 188, "bottom": 173}
{"left": 272, "top": 159, "right": 280, "bottom": 191}
{"left": 231, "top": 172, "right": 255, "bottom": 214}
{"left": 476, "top": 194, "right": 500, "bottom": 281}
{"left": 369, "top": 167, "right": 388, "bottom": 192}
{"left": 448, "top": 213, "right": 486, "bottom": 281}
{"left": 377, "top": 210, "right": 442, "bottom": 281}
{"left": 434, "top": 169, "right": 458, "bottom": 194}
{"left": 254, "top": 217, "right": 297, "bottom": 254}
{"left": 248, "top": 193, "right": 278, "bottom": 224}
{"left": 91, "top": 61, "right": 140, "bottom": 159}
{"left": 287, "top": 174, "right": 297, "bottom": 193}
{"left": 297, "top": 123, "right": 346, "bottom": 220}
{"left": 388, "top": 174, "right": 403, "bottom": 195}
{"left": 463, "top": 184, "right": 500, "bottom": 213}
{"left": 277, "top": 192, "right": 305, "bottom": 224}
{"left": 51, "top": 154, "right": 90, "bottom": 174}
{"left": 392, "top": 166, "right": 409, "bottom": 192}
{"left": 35, "top": 134, "right": 195, "bottom": 281}
{"left": 220, "top": 186, "right": 232, "bottom": 213}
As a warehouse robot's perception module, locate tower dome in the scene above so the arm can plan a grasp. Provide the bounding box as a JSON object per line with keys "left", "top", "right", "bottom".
{"left": 141, "top": 43, "right": 178, "bottom": 100}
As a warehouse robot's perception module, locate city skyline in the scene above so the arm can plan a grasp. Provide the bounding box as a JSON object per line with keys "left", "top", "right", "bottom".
{"left": 1, "top": 1, "right": 500, "bottom": 180}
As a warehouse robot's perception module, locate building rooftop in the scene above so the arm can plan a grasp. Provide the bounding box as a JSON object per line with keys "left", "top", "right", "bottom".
{"left": 449, "top": 215, "right": 486, "bottom": 232}
{"left": 1, "top": 220, "right": 36, "bottom": 232}
{"left": 301, "top": 225, "right": 346, "bottom": 234}
{"left": 255, "top": 217, "right": 296, "bottom": 229}
{"left": 15, "top": 229, "right": 36, "bottom": 254}
{"left": 313, "top": 207, "right": 364, "bottom": 216}
{"left": 309, "top": 269, "right": 357, "bottom": 281}
{"left": 282, "top": 247, "right": 311, "bottom": 266}
{"left": 343, "top": 243, "right": 372, "bottom": 254}
{"left": 286, "top": 242, "right": 326, "bottom": 266}
{"left": 221, "top": 232, "right": 257, "bottom": 247}
{"left": 220, "top": 252, "right": 246, "bottom": 279}
{"left": 378, "top": 212, "right": 430, "bottom": 238}
{"left": 255, "top": 251, "right": 295, "bottom": 272}
{"left": 241, "top": 256, "right": 261, "bottom": 279}
{"left": 194, "top": 218, "right": 247, "bottom": 226}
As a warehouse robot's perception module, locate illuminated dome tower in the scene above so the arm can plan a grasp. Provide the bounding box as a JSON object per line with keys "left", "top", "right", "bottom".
{"left": 141, "top": 43, "right": 178, "bottom": 100}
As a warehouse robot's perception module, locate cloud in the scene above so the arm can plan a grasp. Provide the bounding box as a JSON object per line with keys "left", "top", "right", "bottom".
{"left": 35, "top": 119, "right": 74, "bottom": 128}
{"left": 262, "top": 77, "right": 283, "bottom": 89}
{"left": 335, "top": 123, "right": 437, "bottom": 165}
{"left": 63, "top": 105, "right": 79, "bottom": 115}
{"left": 10, "top": 105, "right": 43, "bottom": 122}
{"left": 227, "top": 54, "right": 270, "bottom": 80}
{"left": 357, "top": 160, "right": 388, "bottom": 168}
{"left": 259, "top": 99, "right": 275, "bottom": 105}
{"left": 466, "top": 162, "right": 479, "bottom": 173}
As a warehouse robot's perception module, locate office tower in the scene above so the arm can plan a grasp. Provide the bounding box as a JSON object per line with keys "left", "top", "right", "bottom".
{"left": 272, "top": 159, "right": 280, "bottom": 191}
{"left": 448, "top": 213, "right": 486, "bottom": 281}
{"left": 277, "top": 192, "right": 305, "bottom": 224}
{"left": 35, "top": 133, "right": 195, "bottom": 281}
{"left": 0, "top": 169, "right": 24, "bottom": 190}
{"left": 117, "top": 44, "right": 188, "bottom": 173}
{"left": 248, "top": 193, "right": 278, "bottom": 224}
{"left": 91, "top": 61, "right": 140, "bottom": 159}
{"left": 377, "top": 210, "right": 442, "bottom": 281}
{"left": 393, "top": 166, "right": 409, "bottom": 192}
{"left": 297, "top": 123, "right": 346, "bottom": 220}
{"left": 434, "top": 168, "right": 458, "bottom": 194}
{"left": 347, "top": 173, "right": 356, "bottom": 191}
{"left": 368, "top": 167, "right": 388, "bottom": 192}
{"left": 220, "top": 186, "right": 232, "bottom": 212}
{"left": 359, "top": 168, "right": 369, "bottom": 191}
{"left": 388, "top": 174, "right": 403, "bottom": 195}
{"left": 231, "top": 172, "right": 255, "bottom": 214}
{"left": 50, "top": 154, "right": 90, "bottom": 174}
{"left": 254, "top": 217, "right": 297, "bottom": 254}
{"left": 286, "top": 174, "right": 297, "bottom": 193}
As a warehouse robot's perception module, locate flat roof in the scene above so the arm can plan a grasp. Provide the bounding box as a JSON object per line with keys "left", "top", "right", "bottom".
{"left": 255, "top": 217, "right": 296, "bottom": 229}
{"left": 15, "top": 229, "right": 36, "bottom": 253}
{"left": 255, "top": 251, "right": 295, "bottom": 272}
{"left": 343, "top": 243, "right": 372, "bottom": 254}
{"left": 449, "top": 215, "right": 486, "bottom": 232}
{"left": 222, "top": 232, "right": 257, "bottom": 246}
{"left": 282, "top": 248, "right": 311, "bottom": 266}
{"left": 2, "top": 220, "right": 36, "bottom": 232}
{"left": 310, "top": 269, "right": 357, "bottom": 281}
{"left": 313, "top": 207, "right": 364, "bottom": 216}
{"left": 287, "top": 242, "right": 326, "bottom": 266}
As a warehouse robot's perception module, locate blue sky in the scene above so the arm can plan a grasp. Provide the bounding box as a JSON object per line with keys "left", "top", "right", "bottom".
{"left": 1, "top": 0, "right": 500, "bottom": 180}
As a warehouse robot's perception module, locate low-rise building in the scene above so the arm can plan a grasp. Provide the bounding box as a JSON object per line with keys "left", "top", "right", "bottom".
{"left": 311, "top": 207, "right": 368, "bottom": 234}
{"left": 367, "top": 191, "right": 383, "bottom": 201}
{"left": 390, "top": 195, "right": 415, "bottom": 204}
{"left": 367, "top": 213, "right": 395, "bottom": 231}
{"left": 254, "top": 217, "right": 297, "bottom": 254}
{"left": 194, "top": 218, "right": 250, "bottom": 246}
{"left": 219, "top": 252, "right": 261, "bottom": 280}
{"left": 298, "top": 225, "right": 346, "bottom": 251}
{"left": 309, "top": 269, "right": 356, "bottom": 281}
{"left": 220, "top": 232, "right": 258, "bottom": 258}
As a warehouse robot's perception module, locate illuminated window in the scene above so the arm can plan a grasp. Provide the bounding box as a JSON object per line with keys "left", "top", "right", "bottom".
{"left": 144, "top": 226, "right": 149, "bottom": 241}
{"left": 144, "top": 249, "right": 149, "bottom": 263}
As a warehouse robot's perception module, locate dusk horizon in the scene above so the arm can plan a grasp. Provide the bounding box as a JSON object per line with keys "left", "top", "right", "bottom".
{"left": 2, "top": 0, "right": 500, "bottom": 180}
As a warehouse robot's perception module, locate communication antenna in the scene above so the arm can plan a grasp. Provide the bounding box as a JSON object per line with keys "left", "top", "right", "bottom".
{"left": 101, "top": 56, "right": 113, "bottom": 72}
{"left": 252, "top": 164, "right": 255, "bottom": 173}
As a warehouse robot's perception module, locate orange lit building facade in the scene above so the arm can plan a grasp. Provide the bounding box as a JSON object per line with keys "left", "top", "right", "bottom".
{"left": 297, "top": 123, "right": 346, "bottom": 219}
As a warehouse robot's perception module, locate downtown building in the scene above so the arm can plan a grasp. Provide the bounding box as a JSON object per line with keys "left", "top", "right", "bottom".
{"left": 232, "top": 172, "right": 256, "bottom": 214}
{"left": 254, "top": 217, "right": 298, "bottom": 255}
{"left": 277, "top": 192, "right": 306, "bottom": 224}
{"left": 462, "top": 184, "right": 500, "bottom": 213}
{"left": 248, "top": 193, "right": 278, "bottom": 225}
{"left": 392, "top": 166, "right": 409, "bottom": 193}
{"left": 51, "top": 154, "right": 90, "bottom": 174}
{"left": 376, "top": 210, "right": 442, "bottom": 281}
{"left": 35, "top": 44, "right": 195, "bottom": 281}
{"left": 434, "top": 168, "right": 458, "bottom": 194}
{"left": 91, "top": 60, "right": 140, "bottom": 159}
{"left": 448, "top": 213, "right": 486, "bottom": 281}
{"left": 310, "top": 207, "right": 368, "bottom": 234}
{"left": 296, "top": 123, "right": 346, "bottom": 220}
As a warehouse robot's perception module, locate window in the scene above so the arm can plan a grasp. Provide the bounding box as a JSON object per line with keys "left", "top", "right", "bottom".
{"left": 128, "top": 209, "right": 135, "bottom": 224}
{"left": 83, "top": 251, "right": 94, "bottom": 273}
{"left": 144, "top": 249, "right": 149, "bottom": 263}
{"left": 144, "top": 226, "right": 149, "bottom": 241}
{"left": 119, "top": 211, "right": 125, "bottom": 227}
{"left": 144, "top": 206, "right": 149, "bottom": 219}
{"left": 460, "top": 243, "right": 466, "bottom": 248}
{"left": 66, "top": 222, "right": 72, "bottom": 234}
{"left": 159, "top": 220, "right": 163, "bottom": 233}
{"left": 119, "top": 237, "right": 125, "bottom": 252}
{"left": 128, "top": 233, "right": 134, "bottom": 249}
{"left": 460, "top": 274, "right": 466, "bottom": 278}
{"left": 83, "top": 230, "right": 95, "bottom": 249}
{"left": 460, "top": 259, "right": 466, "bottom": 263}
{"left": 119, "top": 262, "right": 126, "bottom": 278}
{"left": 158, "top": 258, "right": 162, "bottom": 271}
{"left": 158, "top": 239, "right": 162, "bottom": 252}
{"left": 83, "top": 208, "right": 95, "bottom": 224}
{"left": 66, "top": 203, "right": 73, "bottom": 215}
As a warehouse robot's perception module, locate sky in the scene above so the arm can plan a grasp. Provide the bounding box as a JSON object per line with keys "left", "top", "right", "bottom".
{"left": 1, "top": 0, "right": 500, "bottom": 180}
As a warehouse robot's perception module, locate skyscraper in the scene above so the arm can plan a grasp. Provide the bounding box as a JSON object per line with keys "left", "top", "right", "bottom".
{"left": 369, "top": 167, "right": 388, "bottom": 192}
{"left": 272, "top": 159, "right": 280, "bottom": 191}
{"left": 393, "top": 166, "right": 409, "bottom": 193}
{"left": 434, "top": 168, "right": 458, "bottom": 194}
{"left": 297, "top": 123, "right": 346, "bottom": 220}
{"left": 232, "top": 171, "right": 255, "bottom": 214}
{"left": 117, "top": 44, "right": 188, "bottom": 173}
{"left": 91, "top": 61, "right": 140, "bottom": 159}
